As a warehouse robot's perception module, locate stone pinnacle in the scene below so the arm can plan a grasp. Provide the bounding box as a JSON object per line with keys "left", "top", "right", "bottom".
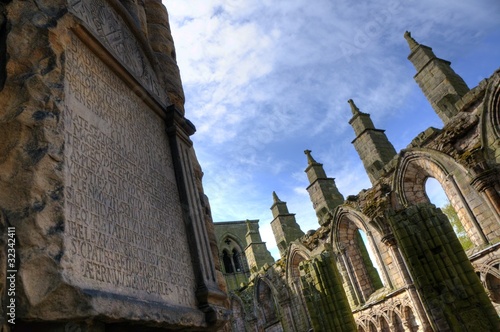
{"left": 348, "top": 99, "right": 360, "bottom": 115}
{"left": 304, "top": 149, "right": 318, "bottom": 165}
{"left": 272, "top": 191, "right": 282, "bottom": 203}
{"left": 404, "top": 31, "right": 419, "bottom": 51}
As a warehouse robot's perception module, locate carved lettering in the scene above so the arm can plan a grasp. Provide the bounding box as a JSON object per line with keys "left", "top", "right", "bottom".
{"left": 63, "top": 34, "right": 195, "bottom": 306}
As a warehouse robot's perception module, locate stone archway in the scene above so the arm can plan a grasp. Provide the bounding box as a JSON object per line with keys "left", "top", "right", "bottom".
{"left": 482, "top": 71, "right": 500, "bottom": 162}
{"left": 332, "top": 208, "right": 388, "bottom": 305}
{"left": 379, "top": 313, "right": 390, "bottom": 332}
{"left": 255, "top": 278, "right": 283, "bottom": 331}
{"left": 286, "top": 247, "right": 311, "bottom": 331}
{"left": 230, "top": 295, "right": 247, "bottom": 332}
{"left": 477, "top": 258, "right": 500, "bottom": 313}
{"left": 395, "top": 149, "right": 498, "bottom": 245}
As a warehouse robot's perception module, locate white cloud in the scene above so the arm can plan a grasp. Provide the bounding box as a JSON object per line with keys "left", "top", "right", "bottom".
{"left": 165, "top": 0, "right": 500, "bottom": 259}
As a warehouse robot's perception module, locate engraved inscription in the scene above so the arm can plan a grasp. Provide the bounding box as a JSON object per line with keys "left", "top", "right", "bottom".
{"left": 68, "top": 0, "right": 167, "bottom": 103}
{"left": 63, "top": 34, "right": 195, "bottom": 307}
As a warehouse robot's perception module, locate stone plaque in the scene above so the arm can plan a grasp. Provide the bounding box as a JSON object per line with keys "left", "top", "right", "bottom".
{"left": 68, "top": 0, "right": 168, "bottom": 104}
{"left": 62, "top": 32, "right": 196, "bottom": 307}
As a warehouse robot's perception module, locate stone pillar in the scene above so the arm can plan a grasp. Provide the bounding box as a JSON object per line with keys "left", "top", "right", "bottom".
{"left": 270, "top": 192, "right": 305, "bottom": 257}
{"left": 190, "top": 148, "right": 229, "bottom": 295}
{"left": 405, "top": 31, "right": 469, "bottom": 124}
{"left": 348, "top": 99, "right": 397, "bottom": 185}
{"left": 470, "top": 168, "right": 500, "bottom": 221}
{"left": 387, "top": 204, "right": 500, "bottom": 331}
{"left": 304, "top": 150, "right": 344, "bottom": 226}
{"left": 165, "top": 105, "right": 229, "bottom": 328}
{"left": 299, "top": 250, "right": 357, "bottom": 331}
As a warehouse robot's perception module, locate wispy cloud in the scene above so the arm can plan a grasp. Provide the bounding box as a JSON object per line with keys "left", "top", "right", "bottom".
{"left": 166, "top": 0, "right": 500, "bottom": 258}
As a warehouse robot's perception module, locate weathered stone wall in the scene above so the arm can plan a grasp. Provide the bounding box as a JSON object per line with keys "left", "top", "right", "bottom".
{"left": 0, "top": 1, "right": 228, "bottom": 330}
{"left": 299, "top": 250, "right": 357, "bottom": 331}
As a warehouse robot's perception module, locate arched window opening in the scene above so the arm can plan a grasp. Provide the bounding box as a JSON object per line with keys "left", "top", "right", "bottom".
{"left": 485, "top": 266, "right": 500, "bottom": 304}
{"left": 289, "top": 252, "right": 311, "bottom": 331}
{"left": 231, "top": 297, "right": 246, "bottom": 332}
{"left": 392, "top": 312, "right": 404, "bottom": 332}
{"left": 379, "top": 315, "right": 390, "bottom": 332}
{"left": 357, "top": 325, "right": 365, "bottom": 332}
{"left": 220, "top": 236, "right": 249, "bottom": 276}
{"left": 398, "top": 154, "right": 495, "bottom": 247}
{"left": 368, "top": 320, "right": 377, "bottom": 332}
{"left": 403, "top": 306, "right": 419, "bottom": 332}
{"left": 358, "top": 229, "right": 384, "bottom": 288}
{"left": 426, "top": 178, "right": 474, "bottom": 250}
{"left": 337, "top": 216, "right": 384, "bottom": 305}
{"left": 223, "top": 250, "right": 234, "bottom": 273}
{"left": 233, "top": 248, "right": 242, "bottom": 272}
{"left": 257, "top": 280, "right": 279, "bottom": 325}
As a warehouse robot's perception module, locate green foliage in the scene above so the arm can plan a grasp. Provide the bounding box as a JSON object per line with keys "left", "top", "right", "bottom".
{"left": 441, "top": 203, "right": 473, "bottom": 250}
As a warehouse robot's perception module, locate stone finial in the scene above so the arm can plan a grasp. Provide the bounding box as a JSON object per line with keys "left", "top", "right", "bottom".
{"left": 304, "top": 149, "right": 318, "bottom": 165}
{"left": 272, "top": 191, "right": 282, "bottom": 203}
{"left": 348, "top": 99, "right": 360, "bottom": 115}
{"left": 404, "top": 31, "right": 419, "bottom": 51}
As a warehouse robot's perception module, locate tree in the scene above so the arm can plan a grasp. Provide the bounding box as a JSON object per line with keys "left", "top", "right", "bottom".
{"left": 441, "top": 203, "right": 473, "bottom": 251}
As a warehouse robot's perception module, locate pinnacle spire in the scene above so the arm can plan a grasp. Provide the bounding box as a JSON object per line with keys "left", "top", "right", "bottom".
{"left": 348, "top": 99, "right": 397, "bottom": 184}
{"left": 405, "top": 31, "right": 470, "bottom": 123}
{"left": 272, "top": 191, "right": 282, "bottom": 203}
{"left": 404, "top": 31, "right": 419, "bottom": 51}
{"left": 304, "top": 149, "right": 318, "bottom": 165}
{"left": 348, "top": 99, "right": 360, "bottom": 115}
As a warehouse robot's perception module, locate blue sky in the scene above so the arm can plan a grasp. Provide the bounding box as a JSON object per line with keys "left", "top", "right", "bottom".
{"left": 165, "top": 0, "right": 500, "bottom": 259}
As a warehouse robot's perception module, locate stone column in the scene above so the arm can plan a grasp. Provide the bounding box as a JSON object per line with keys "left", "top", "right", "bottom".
{"left": 299, "top": 250, "right": 357, "bottom": 331}
{"left": 165, "top": 105, "right": 229, "bottom": 329}
{"left": 470, "top": 169, "right": 500, "bottom": 221}
{"left": 387, "top": 204, "right": 500, "bottom": 331}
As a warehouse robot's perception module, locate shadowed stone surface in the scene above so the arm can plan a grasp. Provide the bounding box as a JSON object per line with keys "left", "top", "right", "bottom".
{"left": 0, "top": 0, "right": 228, "bottom": 330}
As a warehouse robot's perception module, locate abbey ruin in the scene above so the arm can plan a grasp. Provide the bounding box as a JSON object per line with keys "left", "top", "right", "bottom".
{"left": 0, "top": 1, "right": 499, "bottom": 331}
{"left": 215, "top": 33, "right": 500, "bottom": 331}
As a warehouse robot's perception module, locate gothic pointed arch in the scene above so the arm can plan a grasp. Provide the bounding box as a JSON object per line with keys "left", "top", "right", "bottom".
{"left": 285, "top": 242, "right": 312, "bottom": 282}
{"left": 218, "top": 233, "right": 249, "bottom": 275}
{"left": 378, "top": 313, "right": 390, "bottom": 332}
{"left": 476, "top": 257, "right": 500, "bottom": 308}
{"left": 218, "top": 232, "right": 246, "bottom": 253}
{"left": 331, "top": 206, "right": 388, "bottom": 305}
{"left": 284, "top": 242, "right": 312, "bottom": 331}
{"left": 356, "top": 314, "right": 378, "bottom": 332}
{"left": 229, "top": 294, "right": 247, "bottom": 332}
{"left": 481, "top": 70, "right": 500, "bottom": 162}
{"left": 254, "top": 277, "right": 282, "bottom": 330}
{"left": 393, "top": 148, "right": 499, "bottom": 245}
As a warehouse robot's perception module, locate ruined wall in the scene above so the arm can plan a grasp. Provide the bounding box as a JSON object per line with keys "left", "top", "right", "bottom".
{"left": 221, "top": 39, "right": 500, "bottom": 331}
{"left": 0, "top": 1, "right": 227, "bottom": 330}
